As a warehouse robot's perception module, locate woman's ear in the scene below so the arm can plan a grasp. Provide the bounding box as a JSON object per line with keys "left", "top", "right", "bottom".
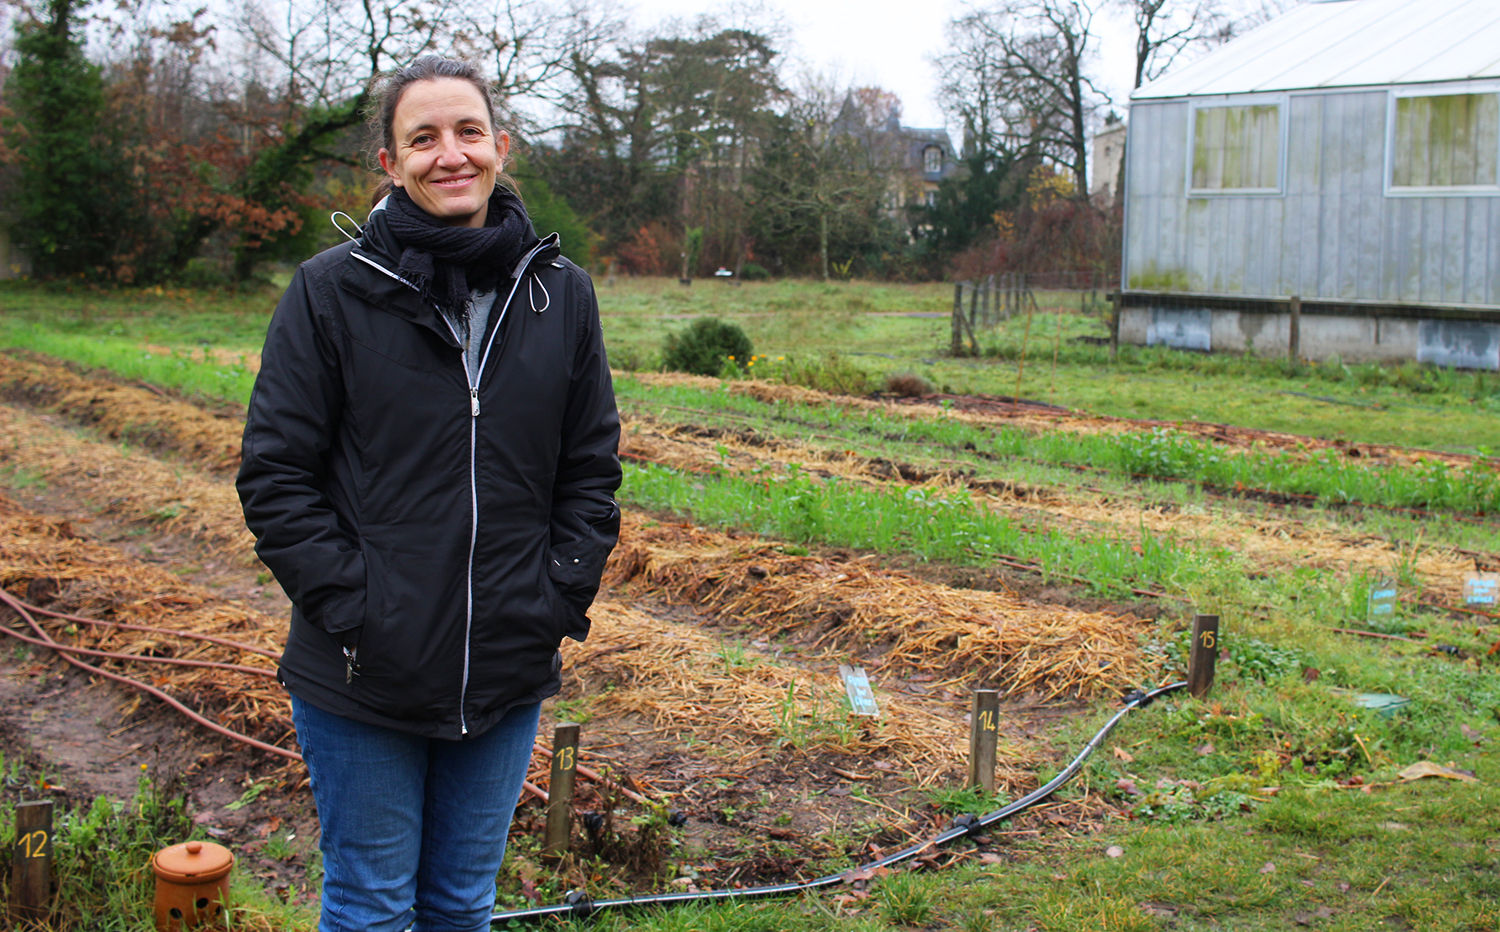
{"left": 377, "top": 148, "right": 402, "bottom": 185}
{"left": 496, "top": 131, "right": 511, "bottom": 166}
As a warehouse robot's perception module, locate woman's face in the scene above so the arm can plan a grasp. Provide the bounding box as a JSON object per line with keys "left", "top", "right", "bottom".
{"left": 378, "top": 78, "right": 509, "bottom": 228}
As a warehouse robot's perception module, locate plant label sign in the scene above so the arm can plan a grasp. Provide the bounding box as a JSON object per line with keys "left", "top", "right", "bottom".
{"left": 1465, "top": 576, "right": 1497, "bottom": 606}
{"left": 839, "top": 665, "right": 880, "bottom": 718}
{"left": 1368, "top": 580, "right": 1397, "bottom": 622}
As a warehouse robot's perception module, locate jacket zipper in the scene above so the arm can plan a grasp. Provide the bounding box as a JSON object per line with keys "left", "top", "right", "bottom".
{"left": 437, "top": 248, "right": 543, "bottom": 736}
{"left": 354, "top": 240, "right": 550, "bottom": 736}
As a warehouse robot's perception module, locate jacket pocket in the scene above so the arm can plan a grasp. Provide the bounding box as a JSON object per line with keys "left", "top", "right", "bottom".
{"left": 546, "top": 538, "right": 606, "bottom": 641}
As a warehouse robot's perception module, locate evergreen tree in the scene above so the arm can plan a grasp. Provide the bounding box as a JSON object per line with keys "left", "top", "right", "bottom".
{"left": 4, "top": 0, "right": 129, "bottom": 278}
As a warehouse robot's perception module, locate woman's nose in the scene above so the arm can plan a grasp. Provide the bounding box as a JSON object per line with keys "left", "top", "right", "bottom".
{"left": 435, "top": 133, "right": 466, "bottom": 167}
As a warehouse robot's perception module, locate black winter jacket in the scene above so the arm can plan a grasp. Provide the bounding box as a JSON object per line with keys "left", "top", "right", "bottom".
{"left": 237, "top": 207, "right": 621, "bottom": 739}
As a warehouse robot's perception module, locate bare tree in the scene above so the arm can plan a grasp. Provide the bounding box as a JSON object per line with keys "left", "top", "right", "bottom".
{"left": 1122, "top": 0, "right": 1235, "bottom": 90}
{"left": 945, "top": 0, "right": 1108, "bottom": 193}
{"left": 751, "top": 75, "right": 894, "bottom": 280}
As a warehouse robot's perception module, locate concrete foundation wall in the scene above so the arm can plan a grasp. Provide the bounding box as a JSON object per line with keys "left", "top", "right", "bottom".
{"left": 1118, "top": 306, "right": 1500, "bottom": 370}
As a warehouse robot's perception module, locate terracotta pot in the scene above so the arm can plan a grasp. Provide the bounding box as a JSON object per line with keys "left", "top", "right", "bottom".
{"left": 150, "top": 840, "right": 234, "bottom": 931}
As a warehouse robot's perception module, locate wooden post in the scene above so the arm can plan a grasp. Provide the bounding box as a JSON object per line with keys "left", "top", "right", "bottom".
{"left": 951, "top": 283, "right": 964, "bottom": 357}
{"left": 1109, "top": 292, "right": 1121, "bottom": 360}
{"left": 967, "top": 690, "right": 1001, "bottom": 795}
{"left": 1187, "top": 614, "right": 1220, "bottom": 699}
{"left": 968, "top": 277, "right": 981, "bottom": 340}
{"left": 11, "top": 800, "right": 54, "bottom": 926}
{"left": 544, "top": 723, "right": 581, "bottom": 859}
{"left": 1288, "top": 294, "right": 1301, "bottom": 368}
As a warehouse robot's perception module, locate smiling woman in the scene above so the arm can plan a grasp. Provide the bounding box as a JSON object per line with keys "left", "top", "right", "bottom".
{"left": 237, "top": 54, "right": 621, "bottom": 932}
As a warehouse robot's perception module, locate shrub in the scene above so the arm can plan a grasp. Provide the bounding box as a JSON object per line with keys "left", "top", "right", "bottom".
{"left": 739, "top": 261, "right": 770, "bottom": 281}
{"left": 662, "top": 317, "right": 753, "bottom": 376}
{"left": 884, "top": 371, "right": 932, "bottom": 397}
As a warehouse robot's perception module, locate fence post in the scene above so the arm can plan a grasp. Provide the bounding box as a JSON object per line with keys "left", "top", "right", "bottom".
{"left": 1288, "top": 294, "right": 1301, "bottom": 368}
{"left": 967, "top": 690, "right": 1001, "bottom": 795}
{"left": 544, "top": 723, "right": 581, "bottom": 860}
{"left": 951, "top": 283, "right": 964, "bottom": 357}
{"left": 1109, "top": 292, "right": 1121, "bottom": 361}
{"left": 11, "top": 800, "right": 54, "bottom": 926}
{"left": 1187, "top": 615, "right": 1220, "bottom": 699}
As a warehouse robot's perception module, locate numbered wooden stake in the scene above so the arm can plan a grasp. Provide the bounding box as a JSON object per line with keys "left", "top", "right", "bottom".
{"left": 1188, "top": 614, "right": 1220, "bottom": 700}
{"left": 11, "top": 800, "right": 54, "bottom": 925}
{"left": 544, "top": 723, "right": 581, "bottom": 859}
{"left": 967, "top": 690, "right": 1001, "bottom": 795}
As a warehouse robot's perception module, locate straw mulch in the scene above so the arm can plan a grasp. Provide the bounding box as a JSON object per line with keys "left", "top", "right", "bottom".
{"left": 0, "top": 403, "right": 255, "bottom": 553}
{"left": 606, "top": 513, "right": 1161, "bottom": 700}
{"left": 0, "top": 494, "right": 289, "bottom": 747}
{"left": 0, "top": 353, "right": 243, "bottom": 472}
{"left": 622, "top": 371, "right": 1492, "bottom": 472}
{"left": 564, "top": 600, "right": 1036, "bottom": 787}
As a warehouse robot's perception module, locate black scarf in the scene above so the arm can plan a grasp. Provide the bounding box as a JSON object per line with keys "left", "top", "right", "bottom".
{"left": 383, "top": 185, "right": 533, "bottom": 313}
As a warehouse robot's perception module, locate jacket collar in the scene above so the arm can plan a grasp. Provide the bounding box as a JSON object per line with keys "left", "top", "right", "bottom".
{"left": 336, "top": 203, "right": 561, "bottom": 344}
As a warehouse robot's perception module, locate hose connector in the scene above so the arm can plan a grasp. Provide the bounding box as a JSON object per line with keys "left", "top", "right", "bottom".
{"left": 564, "top": 890, "right": 595, "bottom": 918}
{"left": 951, "top": 814, "right": 985, "bottom": 837}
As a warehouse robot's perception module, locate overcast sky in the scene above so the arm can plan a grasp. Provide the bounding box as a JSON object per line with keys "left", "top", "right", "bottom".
{"left": 625, "top": 0, "right": 1169, "bottom": 130}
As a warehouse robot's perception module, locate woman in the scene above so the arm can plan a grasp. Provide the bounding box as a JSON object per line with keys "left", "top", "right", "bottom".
{"left": 237, "top": 55, "right": 620, "bottom": 932}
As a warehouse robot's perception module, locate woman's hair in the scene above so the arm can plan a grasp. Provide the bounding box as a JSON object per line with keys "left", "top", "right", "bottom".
{"left": 367, "top": 55, "right": 517, "bottom": 208}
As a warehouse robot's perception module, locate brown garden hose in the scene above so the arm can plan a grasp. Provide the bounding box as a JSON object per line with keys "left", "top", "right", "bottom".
{"left": 0, "top": 589, "right": 635, "bottom": 806}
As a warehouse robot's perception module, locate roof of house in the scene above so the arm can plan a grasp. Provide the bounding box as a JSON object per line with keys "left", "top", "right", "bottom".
{"left": 1132, "top": 0, "right": 1500, "bottom": 100}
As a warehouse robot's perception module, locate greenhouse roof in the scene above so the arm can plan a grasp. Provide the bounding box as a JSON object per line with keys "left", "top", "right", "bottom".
{"left": 1132, "top": 0, "right": 1500, "bottom": 100}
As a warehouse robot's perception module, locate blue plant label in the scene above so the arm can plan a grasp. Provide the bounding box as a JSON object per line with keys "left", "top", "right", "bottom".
{"left": 839, "top": 664, "right": 880, "bottom": 718}
{"left": 1465, "top": 577, "right": 1497, "bottom": 606}
{"left": 1368, "top": 581, "right": 1397, "bottom": 620}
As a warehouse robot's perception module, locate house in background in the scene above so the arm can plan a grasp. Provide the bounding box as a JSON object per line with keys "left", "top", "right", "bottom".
{"left": 889, "top": 122, "right": 961, "bottom": 213}
{"left": 834, "top": 98, "right": 961, "bottom": 221}
{"left": 1090, "top": 115, "right": 1128, "bottom": 206}
{"left": 1119, "top": 0, "right": 1500, "bottom": 369}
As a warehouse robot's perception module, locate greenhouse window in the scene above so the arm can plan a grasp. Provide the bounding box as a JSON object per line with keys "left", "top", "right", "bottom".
{"left": 1390, "top": 92, "right": 1499, "bottom": 192}
{"left": 1188, "top": 102, "right": 1282, "bottom": 194}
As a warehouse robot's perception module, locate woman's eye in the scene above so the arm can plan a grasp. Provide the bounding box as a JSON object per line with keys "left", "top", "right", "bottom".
{"left": 411, "top": 134, "right": 434, "bottom": 147}
{"left": 461, "top": 126, "right": 483, "bottom": 138}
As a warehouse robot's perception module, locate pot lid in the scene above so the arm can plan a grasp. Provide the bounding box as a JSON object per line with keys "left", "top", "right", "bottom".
{"left": 152, "top": 840, "right": 234, "bottom": 883}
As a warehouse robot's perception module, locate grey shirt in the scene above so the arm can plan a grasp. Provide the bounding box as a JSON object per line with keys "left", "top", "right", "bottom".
{"left": 453, "top": 289, "right": 499, "bottom": 383}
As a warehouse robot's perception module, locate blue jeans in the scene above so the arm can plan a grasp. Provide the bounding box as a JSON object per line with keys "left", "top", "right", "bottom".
{"left": 291, "top": 696, "right": 541, "bottom": 932}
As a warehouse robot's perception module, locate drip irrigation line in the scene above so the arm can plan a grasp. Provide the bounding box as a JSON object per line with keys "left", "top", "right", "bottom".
{"left": 0, "top": 588, "right": 303, "bottom": 762}
{"left": 0, "top": 621, "right": 275, "bottom": 677}
{"left": 16, "top": 599, "right": 282, "bottom": 660}
{"left": 487, "top": 681, "right": 1186, "bottom": 925}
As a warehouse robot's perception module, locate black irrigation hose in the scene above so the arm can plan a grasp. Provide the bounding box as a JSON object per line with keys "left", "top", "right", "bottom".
{"left": 488, "top": 680, "right": 1187, "bottom": 925}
